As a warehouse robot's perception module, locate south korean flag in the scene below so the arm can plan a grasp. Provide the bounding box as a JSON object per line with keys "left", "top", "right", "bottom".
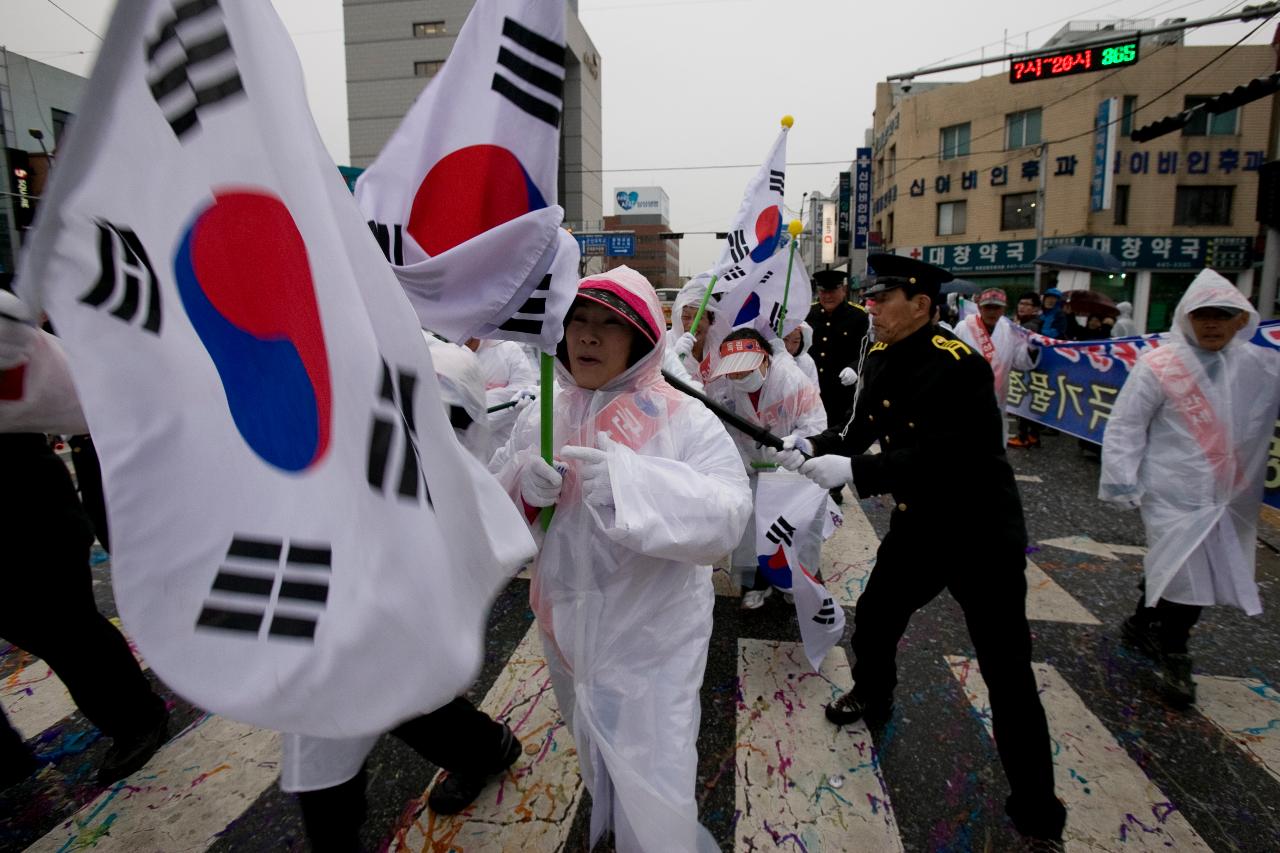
{"left": 754, "top": 470, "right": 845, "bottom": 673}
{"left": 355, "top": 0, "right": 579, "bottom": 353}
{"left": 713, "top": 119, "right": 790, "bottom": 284}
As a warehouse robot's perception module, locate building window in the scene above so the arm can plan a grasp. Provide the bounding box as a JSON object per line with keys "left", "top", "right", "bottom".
{"left": 937, "top": 201, "right": 966, "bottom": 236}
{"left": 1001, "top": 191, "right": 1037, "bottom": 230}
{"left": 51, "top": 108, "right": 72, "bottom": 146}
{"left": 413, "top": 21, "right": 446, "bottom": 37}
{"left": 1113, "top": 184, "right": 1130, "bottom": 225}
{"left": 1120, "top": 95, "right": 1138, "bottom": 137}
{"left": 876, "top": 156, "right": 884, "bottom": 189}
{"left": 939, "top": 123, "right": 970, "bottom": 160}
{"left": 886, "top": 212, "right": 894, "bottom": 243}
{"left": 1174, "top": 185, "right": 1233, "bottom": 226}
{"left": 1183, "top": 96, "right": 1237, "bottom": 136}
{"left": 1005, "top": 108, "right": 1042, "bottom": 150}
{"left": 414, "top": 60, "right": 445, "bottom": 78}
{"left": 888, "top": 144, "right": 896, "bottom": 176}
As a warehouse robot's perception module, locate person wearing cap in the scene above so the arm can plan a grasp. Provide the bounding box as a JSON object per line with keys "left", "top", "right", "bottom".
{"left": 805, "top": 268, "right": 870, "bottom": 430}
{"left": 491, "top": 266, "right": 750, "bottom": 852}
{"left": 1039, "top": 287, "right": 1067, "bottom": 339}
{"left": 774, "top": 253, "right": 1066, "bottom": 844}
{"left": 1009, "top": 293, "right": 1044, "bottom": 449}
{"left": 706, "top": 328, "right": 827, "bottom": 610}
{"left": 1100, "top": 269, "right": 1280, "bottom": 708}
{"left": 954, "top": 287, "right": 1037, "bottom": 445}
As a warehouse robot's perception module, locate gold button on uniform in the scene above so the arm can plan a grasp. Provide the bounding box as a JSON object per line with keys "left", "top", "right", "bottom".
{"left": 882, "top": 400, "right": 891, "bottom": 408}
{"left": 868, "top": 414, "right": 875, "bottom": 423}
{"left": 822, "top": 336, "right": 828, "bottom": 342}
{"left": 907, "top": 421, "right": 915, "bottom": 428}
{"left": 897, "top": 503, "right": 907, "bottom": 511}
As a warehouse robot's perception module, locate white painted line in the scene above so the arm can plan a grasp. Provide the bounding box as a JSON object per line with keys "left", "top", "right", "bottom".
{"left": 1015, "top": 474, "right": 1043, "bottom": 483}
{"left": 391, "top": 625, "right": 582, "bottom": 852}
{"left": 1194, "top": 676, "right": 1280, "bottom": 786}
{"left": 4, "top": 617, "right": 147, "bottom": 740}
{"left": 822, "top": 496, "right": 879, "bottom": 610}
{"left": 28, "top": 714, "right": 281, "bottom": 852}
{"left": 947, "top": 656, "right": 1212, "bottom": 852}
{"left": 1039, "top": 536, "right": 1147, "bottom": 562}
{"left": 1025, "top": 560, "right": 1101, "bottom": 625}
{"left": 736, "top": 639, "right": 904, "bottom": 852}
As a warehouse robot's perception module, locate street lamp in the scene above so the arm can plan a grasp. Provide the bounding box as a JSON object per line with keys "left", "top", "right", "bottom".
{"left": 29, "top": 128, "right": 52, "bottom": 161}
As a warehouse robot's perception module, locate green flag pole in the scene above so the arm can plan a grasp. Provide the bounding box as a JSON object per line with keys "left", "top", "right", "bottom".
{"left": 774, "top": 220, "right": 805, "bottom": 336}
{"left": 539, "top": 352, "right": 555, "bottom": 531}
{"left": 687, "top": 274, "right": 718, "bottom": 339}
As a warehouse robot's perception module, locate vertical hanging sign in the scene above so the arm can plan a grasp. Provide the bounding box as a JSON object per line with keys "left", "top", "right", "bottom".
{"left": 853, "top": 147, "right": 871, "bottom": 250}
{"left": 1091, "top": 97, "right": 1119, "bottom": 212}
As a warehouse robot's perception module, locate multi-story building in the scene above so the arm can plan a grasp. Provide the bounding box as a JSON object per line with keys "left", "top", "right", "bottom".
{"left": 602, "top": 186, "right": 679, "bottom": 291}
{"left": 0, "top": 50, "right": 85, "bottom": 282}
{"left": 869, "top": 23, "right": 1273, "bottom": 332}
{"left": 343, "top": 0, "right": 603, "bottom": 226}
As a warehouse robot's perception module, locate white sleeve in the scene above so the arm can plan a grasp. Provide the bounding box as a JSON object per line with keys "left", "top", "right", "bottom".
{"left": 663, "top": 344, "right": 703, "bottom": 393}
{"left": 1099, "top": 359, "right": 1162, "bottom": 504}
{"left": 0, "top": 331, "right": 89, "bottom": 435}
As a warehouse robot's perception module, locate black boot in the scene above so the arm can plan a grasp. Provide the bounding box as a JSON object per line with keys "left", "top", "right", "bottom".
{"left": 427, "top": 722, "right": 521, "bottom": 815}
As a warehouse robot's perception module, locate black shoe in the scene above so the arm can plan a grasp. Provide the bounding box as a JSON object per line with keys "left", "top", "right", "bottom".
{"left": 1120, "top": 616, "right": 1161, "bottom": 659}
{"left": 829, "top": 487, "right": 844, "bottom": 506}
{"left": 1161, "top": 653, "right": 1196, "bottom": 708}
{"left": 824, "top": 691, "right": 893, "bottom": 727}
{"left": 97, "top": 707, "right": 169, "bottom": 786}
{"left": 427, "top": 722, "right": 521, "bottom": 815}
{"left": 1007, "top": 793, "right": 1066, "bottom": 844}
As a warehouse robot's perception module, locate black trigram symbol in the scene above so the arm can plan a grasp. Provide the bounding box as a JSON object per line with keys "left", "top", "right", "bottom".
{"left": 767, "top": 301, "right": 783, "bottom": 329}
{"left": 195, "top": 536, "right": 331, "bottom": 642}
{"left": 492, "top": 17, "right": 566, "bottom": 129}
{"left": 368, "top": 221, "right": 404, "bottom": 265}
{"left": 80, "top": 221, "right": 162, "bottom": 334}
{"left": 766, "top": 516, "right": 796, "bottom": 547}
{"left": 813, "top": 596, "right": 838, "bottom": 626}
{"left": 497, "top": 273, "right": 551, "bottom": 341}
{"left": 721, "top": 264, "right": 747, "bottom": 282}
{"left": 769, "top": 170, "right": 785, "bottom": 195}
{"left": 145, "top": 0, "right": 244, "bottom": 140}
{"left": 726, "top": 229, "right": 750, "bottom": 264}
{"left": 368, "top": 360, "right": 433, "bottom": 506}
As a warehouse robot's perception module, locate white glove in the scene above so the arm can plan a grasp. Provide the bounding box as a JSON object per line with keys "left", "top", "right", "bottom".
{"left": 562, "top": 443, "right": 613, "bottom": 507}
{"left": 799, "top": 454, "right": 853, "bottom": 489}
{"left": 673, "top": 331, "right": 696, "bottom": 358}
{"left": 838, "top": 367, "right": 858, "bottom": 387}
{"left": 514, "top": 388, "right": 537, "bottom": 410}
{"left": 520, "top": 456, "right": 563, "bottom": 507}
{"left": 0, "top": 290, "right": 36, "bottom": 370}
{"left": 776, "top": 434, "right": 812, "bottom": 471}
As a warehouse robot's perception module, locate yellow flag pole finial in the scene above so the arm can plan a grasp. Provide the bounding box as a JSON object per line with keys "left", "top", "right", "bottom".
{"left": 781, "top": 115, "right": 794, "bottom": 129}
{"left": 788, "top": 220, "right": 804, "bottom": 238}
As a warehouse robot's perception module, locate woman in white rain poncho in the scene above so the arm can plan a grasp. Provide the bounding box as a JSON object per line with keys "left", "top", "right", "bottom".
{"left": 706, "top": 327, "right": 828, "bottom": 609}
{"left": 491, "top": 266, "right": 750, "bottom": 853}
{"left": 1100, "top": 269, "right": 1280, "bottom": 705}
{"left": 664, "top": 274, "right": 718, "bottom": 390}
{"left": 781, "top": 320, "right": 820, "bottom": 387}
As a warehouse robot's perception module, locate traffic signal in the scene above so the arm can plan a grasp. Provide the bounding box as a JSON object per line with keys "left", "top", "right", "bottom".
{"left": 658, "top": 232, "right": 684, "bottom": 240}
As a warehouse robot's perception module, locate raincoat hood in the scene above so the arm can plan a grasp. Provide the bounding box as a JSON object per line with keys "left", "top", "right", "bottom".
{"left": 1044, "top": 287, "right": 1063, "bottom": 299}
{"left": 669, "top": 273, "right": 718, "bottom": 339}
{"left": 558, "top": 265, "right": 667, "bottom": 394}
{"left": 1171, "top": 269, "right": 1259, "bottom": 347}
{"left": 1116, "top": 301, "right": 1133, "bottom": 319}
{"left": 797, "top": 321, "right": 814, "bottom": 356}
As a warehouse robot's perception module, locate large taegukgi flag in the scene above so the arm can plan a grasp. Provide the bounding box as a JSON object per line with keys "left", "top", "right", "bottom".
{"left": 17, "top": 0, "right": 535, "bottom": 738}
{"left": 355, "top": 0, "right": 579, "bottom": 352}
{"left": 710, "top": 240, "right": 812, "bottom": 348}
{"left": 712, "top": 122, "right": 789, "bottom": 285}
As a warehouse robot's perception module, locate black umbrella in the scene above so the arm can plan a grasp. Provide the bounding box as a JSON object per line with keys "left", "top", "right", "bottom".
{"left": 1034, "top": 245, "right": 1123, "bottom": 274}
{"left": 940, "top": 279, "right": 980, "bottom": 296}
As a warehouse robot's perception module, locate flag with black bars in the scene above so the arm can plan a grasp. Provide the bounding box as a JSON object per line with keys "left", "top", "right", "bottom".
{"left": 17, "top": 0, "right": 537, "bottom": 739}
{"left": 754, "top": 471, "right": 845, "bottom": 672}
{"left": 711, "top": 119, "right": 790, "bottom": 280}
{"left": 355, "top": 0, "right": 579, "bottom": 353}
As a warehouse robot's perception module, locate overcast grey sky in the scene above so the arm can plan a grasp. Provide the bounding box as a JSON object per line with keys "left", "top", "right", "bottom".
{"left": 5, "top": 0, "right": 1274, "bottom": 274}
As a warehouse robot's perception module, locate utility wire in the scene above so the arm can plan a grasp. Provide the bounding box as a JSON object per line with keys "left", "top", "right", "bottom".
{"left": 43, "top": 0, "right": 102, "bottom": 41}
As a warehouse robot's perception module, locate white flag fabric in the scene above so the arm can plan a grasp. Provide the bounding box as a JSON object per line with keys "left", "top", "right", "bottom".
{"left": 710, "top": 242, "right": 811, "bottom": 346}
{"left": 355, "top": 0, "right": 579, "bottom": 352}
{"left": 17, "top": 0, "right": 535, "bottom": 738}
{"left": 711, "top": 124, "right": 789, "bottom": 284}
{"left": 754, "top": 471, "right": 845, "bottom": 672}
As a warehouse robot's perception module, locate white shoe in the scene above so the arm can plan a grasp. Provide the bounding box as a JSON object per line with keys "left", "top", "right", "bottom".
{"left": 783, "top": 591, "right": 795, "bottom": 605}
{"left": 741, "top": 588, "right": 772, "bottom": 610}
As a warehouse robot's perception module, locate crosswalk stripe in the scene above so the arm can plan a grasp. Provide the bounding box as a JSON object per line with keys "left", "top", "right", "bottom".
{"left": 822, "top": 493, "right": 878, "bottom": 610}
{"left": 1194, "top": 675, "right": 1280, "bottom": 786}
{"left": 1025, "top": 559, "right": 1101, "bottom": 625}
{"left": 391, "top": 624, "right": 583, "bottom": 851}
{"left": 946, "top": 656, "right": 1213, "bottom": 851}
{"left": 27, "top": 714, "right": 280, "bottom": 852}
{"left": 3, "top": 618, "right": 148, "bottom": 740}
{"left": 736, "top": 639, "right": 904, "bottom": 852}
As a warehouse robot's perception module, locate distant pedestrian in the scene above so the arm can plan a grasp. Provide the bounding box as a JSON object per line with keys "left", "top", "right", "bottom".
{"left": 1112, "top": 301, "right": 1138, "bottom": 337}
{"left": 953, "top": 288, "right": 1037, "bottom": 445}
{"left": 1009, "top": 292, "right": 1044, "bottom": 449}
{"left": 1039, "top": 287, "right": 1067, "bottom": 339}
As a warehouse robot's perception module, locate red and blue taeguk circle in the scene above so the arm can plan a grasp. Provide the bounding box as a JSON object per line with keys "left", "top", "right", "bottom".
{"left": 750, "top": 205, "right": 783, "bottom": 263}
{"left": 174, "top": 189, "right": 332, "bottom": 472}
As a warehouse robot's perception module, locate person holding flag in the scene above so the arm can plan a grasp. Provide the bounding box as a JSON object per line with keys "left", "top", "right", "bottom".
{"left": 492, "top": 266, "right": 750, "bottom": 853}
{"left": 666, "top": 274, "right": 718, "bottom": 390}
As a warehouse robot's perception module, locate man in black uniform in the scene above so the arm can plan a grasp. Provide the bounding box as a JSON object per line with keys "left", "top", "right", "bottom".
{"left": 778, "top": 254, "right": 1066, "bottom": 844}
{"left": 805, "top": 269, "right": 870, "bottom": 428}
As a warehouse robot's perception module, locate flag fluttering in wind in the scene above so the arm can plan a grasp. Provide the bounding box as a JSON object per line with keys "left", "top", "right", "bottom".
{"left": 355, "top": 0, "right": 579, "bottom": 353}
{"left": 17, "top": 0, "right": 535, "bottom": 738}
{"left": 710, "top": 236, "right": 812, "bottom": 343}
{"left": 711, "top": 118, "right": 790, "bottom": 284}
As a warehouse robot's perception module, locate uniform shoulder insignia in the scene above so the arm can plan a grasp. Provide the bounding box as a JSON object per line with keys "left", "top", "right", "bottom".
{"left": 851, "top": 302, "right": 868, "bottom": 313}
{"left": 869, "top": 341, "right": 888, "bottom": 353}
{"left": 931, "top": 335, "right": 970, "bottom": 360}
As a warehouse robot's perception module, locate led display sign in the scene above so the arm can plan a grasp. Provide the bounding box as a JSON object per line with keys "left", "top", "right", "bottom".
{"left": 1010, "top": 40, "right": 1139, "bottom": 84}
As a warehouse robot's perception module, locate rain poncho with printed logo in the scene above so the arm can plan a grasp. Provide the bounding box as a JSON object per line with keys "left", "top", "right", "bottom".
{"left": 954, "top": 312, "right": 1036, "bottom": 444}
{"left": 1099, "top": 270, "right": 1280, "bottom": 613}
{"left": 706, "top": 347, "right": 827, "bottom": 585}
{"left": 491, "top": 266, "right": 750, "bottom": 853}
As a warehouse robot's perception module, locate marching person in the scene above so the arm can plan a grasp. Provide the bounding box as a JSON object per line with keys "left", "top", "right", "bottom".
{"left": 1100, "top": 269, "right": 1280, "bottom": 707}
{"left": 492, "top": 266, "right": 750, "bottom": 852}
{"left": 705, "top": 327, "right": 827, "bottom": 609}
{"left": 666, "top": 275, "right": 718, "bottom": 390}
{"left": 1039, "top": 287, "right": 1067, "bottom": 339}
{"left": 465, "top": 337, "right": 537, "bottom": 457}
{"left": 1111, "top": 301, "right": 1138, "bottom": 338}
{"left": 780, "top": 321, "right": 820, "bottom": 387}
{"left": 1009, "top": 292, "right": 1044, "bottom": 449}
{"left": 954, "top": 288, "right": 1037, "bottom": 446}
{"left": 776, "top": 254, "right": 1067, "bottom": 845}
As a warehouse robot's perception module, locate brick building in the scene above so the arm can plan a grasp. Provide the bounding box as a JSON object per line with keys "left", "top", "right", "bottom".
{"left": 603, "top": 186, "right": 679, "bottom": 290}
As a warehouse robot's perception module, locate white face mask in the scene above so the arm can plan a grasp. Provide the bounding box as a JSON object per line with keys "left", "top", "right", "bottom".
{"left": 732, "top": 370, "right": 765, "bottom": 393}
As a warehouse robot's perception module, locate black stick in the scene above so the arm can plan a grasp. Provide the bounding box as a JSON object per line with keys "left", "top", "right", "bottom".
{"left": 661, "top": 369, "right": 810, "bottom": 458}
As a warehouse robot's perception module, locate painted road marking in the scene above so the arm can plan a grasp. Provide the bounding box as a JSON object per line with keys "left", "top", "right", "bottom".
{"left": 1040, "top": 536, "right": 1147, "bottom": 562}
{"left": 1016, "top": 474, "right": 1043, "bottom": 483}
{"left": 28, "top": 714, "right": 280, "bottom": 852}
{"left": 3, "top": 618, "right": 147, "bottom": 740}
{"left": 822, "top": 495, "right": 879, "bottom": 610}
{"left": 736, "top": 639, "right": 903, "bottom": 852}
{"left": 947, "top": 656, "right": 1212, "bottom": 852}
{"left": 391, "top": 624, "right": 582, "bottom": 852}
{"left": 1025, "top": 559, "right": 1101, "bottom": 625}
{"left": 1194, "top": 676, "right": 1280, "bottom": 786}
